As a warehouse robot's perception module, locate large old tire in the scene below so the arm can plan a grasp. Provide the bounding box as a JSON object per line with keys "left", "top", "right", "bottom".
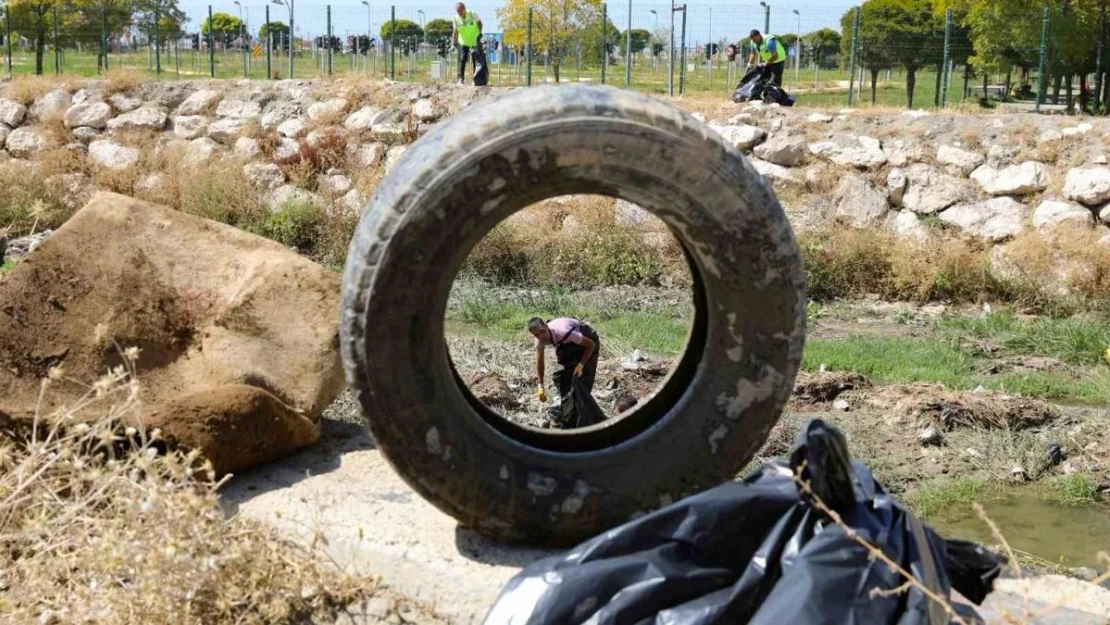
{"left": 340, "top": 85, "right": 806, "bottom": 546}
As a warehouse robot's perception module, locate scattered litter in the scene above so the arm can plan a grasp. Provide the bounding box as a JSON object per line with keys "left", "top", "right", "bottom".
{"left": 791, "top": 371, "right": 868, "bottom": 403}
{"left": 1010, "top": 465, "right": 1028, "bottom": 482}
{"left": 1047, "top": 441, "right": 1064, "bottom": 466}
{"left": 918, "top": 425, "right": 944, "bottom": 447}
{"left": 865, "top": 384, "right": 1058, "bottom": 431}
{"left": 818, "top": 363, "right": 827, "bottom": 373}
{"left": 967, "top": 448, "right": 982, "bottom": 458}
{"left": 832, "top": 399, "right": 851, "bottom": 412}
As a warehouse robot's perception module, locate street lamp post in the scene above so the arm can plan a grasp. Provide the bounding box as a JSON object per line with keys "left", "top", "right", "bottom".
{"left": 361, "top": 0, "right": 372, "bottom": 74}
{"left": 234, "top": 1, "right": 247, "bottom": 77}
{"left": 273, "top": 0, "right": 294, "bottom": 78}
{"left": 760, "top": 1, "right": 769, "bottom": 35}
{"left": 792, "top": 9, "right": 800, "bottom": 87}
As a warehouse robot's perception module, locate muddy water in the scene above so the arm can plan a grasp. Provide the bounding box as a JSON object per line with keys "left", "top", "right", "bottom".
{"left": 928, "top": 491, "right": 1110, "bottom": 569}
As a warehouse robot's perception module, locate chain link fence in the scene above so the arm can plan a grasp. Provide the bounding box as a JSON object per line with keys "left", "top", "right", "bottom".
{"left": 0, "top": 1, "right": 1107, "bottom": 112}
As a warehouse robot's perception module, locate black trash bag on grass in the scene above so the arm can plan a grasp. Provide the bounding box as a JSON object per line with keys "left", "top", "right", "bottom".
{"left": 483, "top": 419, "right": 1003, "bottom": 625}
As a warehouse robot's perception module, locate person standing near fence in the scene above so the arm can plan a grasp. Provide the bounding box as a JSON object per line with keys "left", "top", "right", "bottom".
{"left": 451, "top": 2, "right": 484, "bottom": 85}
{"left": 733, "top": 30, "right": 787, "bottom": 88}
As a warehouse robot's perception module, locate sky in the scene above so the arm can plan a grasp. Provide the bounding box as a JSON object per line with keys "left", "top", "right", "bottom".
{"left": 176, "top": 0, "right": 853, "bottom": 45}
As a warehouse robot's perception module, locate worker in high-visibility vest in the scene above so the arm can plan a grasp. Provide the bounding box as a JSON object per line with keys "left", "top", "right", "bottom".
{"left": 743, "top": 29, "right": 787, "bottom": 88}
{"left": 451, "top": 2, "right": 484, "bottom": 85}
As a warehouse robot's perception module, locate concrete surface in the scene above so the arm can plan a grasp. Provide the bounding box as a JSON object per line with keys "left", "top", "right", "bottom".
{"left": 223, "top": 414, "right": 1109, "bottom": 625}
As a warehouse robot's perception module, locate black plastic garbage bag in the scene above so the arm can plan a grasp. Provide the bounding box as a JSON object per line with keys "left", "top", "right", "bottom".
{"left": 548, "top": 377, "right": 606, "bottom": 429}
{"left": 483, "top": 419, "right": 1003, "bottom": 625}
{"left": 473, "top": 45, "right": 490, "bottom": 86}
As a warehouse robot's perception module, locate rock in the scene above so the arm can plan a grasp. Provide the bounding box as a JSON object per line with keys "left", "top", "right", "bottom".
{"left": 890, "top": 211, "right": 930, "bottom": 243}
{"left": 614, "top": 199, "right": 653, "bottom": 226}
{"left": 751, "top": 159, "right": 799, "bottom": 184}
{"left": 183, "top": 137, "right": 221, "bottom": 167}
{"left": 336, "top": 189, "right": 365, "bottom": 215}
{"left": 886, "top": 139, "right": 927, "bottom": 167}
{"left": 0, "top": 99, "right": 27, "bottom": 127}
{"left": 1033, "top": 200, "right": 1094, "bottom": 232}
{"left": 172, "top": 115, "right": 210, "bottom": 139}
{"left": 809, "top": 136, "right": 886, "bottom": 169}
{"left": 71, "top": 88, "right": 103, "bottom": 105}
{"left": 207, "top": 117, "right": 250, "bottom": 143}
{"left": 305, "top": 127, "right": 346, "bottom": 148}
{"left": 318, "top": 173, "right": 353, "bottom": 196}
{"left": 107, "top": 106, "right": 168, "bottom": 132}
{"left": 384, "top": 145, "right": 406, "bottom": 172}
{"left": 0, "top": 192, "right": 342, "bottom": 475}
{"left": 134, "top": 173, "right": 167, "bottom": 197}
{"left": 0, "top": 122, "right": 10, "bottom": 146}
{"left": 6, "top": 127, "right": 53, "bottom": 158}
{"left": 888, "top": 168, "right": 908, "bottom": 206}
{"left": 64, "top": 101, "right": 113, "bottom": 129}
{"left": 903, "top": 164, "right": 973, "bottom": 215}
{"left": 348, "top": 142, "right": 386, "bottom": 168}
{"left": 344, "top": 106, "right": 388, "bottom": 132}
{"left": 970, "top": 162, "right": 1050, "bottom": 196}
{"left": 88, "top": 139, "right": 140, "bottom": 170}
{"left": 176, "top": 89, "right": 223, "bottom": 116}
{"left": 709, "top": 123, "right": 766, "bottom": 150}
{"left": 939, "top": 197, "right": 1026, "bottom": 242}
{"left": 1096, "top": 155, "right": 1108, "bottom": 165}
{"left": 806, "top": 112, "right": 834, "bottom": 124}
{"left": 267, "top": 184, "right": 323, "bottom": 211}
{"left": 306, "top": 98, "right": 349, "bottom": 122}
{"left": 727, "top": 113, "right": 754, "bottom": 125}
{"left": 1037, "top": 129, "right": 1063, "bottom": 143}
{"left": 1063, "top": 167, "right": 1110, "bottom": 206}
{"left": 987, "top": 144, "right": 1019, "bottom": 168}
{"left": 412, "top": 99, "right": 438, "bottom": 122}
{"left": 274, "top": 138, "right": 300, "bottom": 160}
{"left": 370, "top": 122, "right": 405, "bottom": 142}
{"left": 243, "top": 162, "right": 286, "bottom": 191}
{"left": 43, "top": 173, "right": 92, "bottom": 211}
{"left": 833, "top": 175, "right": 888, "bottom": 227}
{"left": 108, "top": 92, "right": 143, "bottom": 113}
{"left": 752, "top": 136, "right": 806, "bottom": 166}
{"left": 29, "top": 90, "right": 72, "bottom": 120}
{"left": 260, "top": 102, "right": 300, "bottom": 130}
{"left": 770, "top": 119, "right": 783, "bottom": 132}
{"left": 277, "top": 117, "right": 307, "bottom": 138}
{"left": 1061, "top": 123, "right": 1093, "bottom": 137}
{"left": 937, "top": 144, "right": 985, "bottom": 176}
{"left": 71, "top": 127, "right": 101, "bottom": 143}
{"left": 1100, "top": 204, "right": 1110, "bottom": 224}
{"left": 215, "top": 99, "right": 262, "bottom": 119}
{"left": 233, "top": 137, "right": 262, "bottom": 160}
{"left": 902, "top": 109, "right": 929, "bottom": 118}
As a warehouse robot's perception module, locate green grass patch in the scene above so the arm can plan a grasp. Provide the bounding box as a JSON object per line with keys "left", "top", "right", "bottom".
{"left": 903, "top": 478, "right": 988, "bottom": 520}
{"left": 1044, "top": 474, "right": 1101, "bottom": 507}
{"left": 942, "top": 311, "right": 1110, "bottom": 366}
{"left": 802, "top": 337, "right": 977, "bottom": 388}
{"left": 1, "top": 258, "right": 16, "bottom": 275}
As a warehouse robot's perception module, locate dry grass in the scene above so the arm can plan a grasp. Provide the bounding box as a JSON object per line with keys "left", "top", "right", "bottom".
{"left": 0, "top": 365, "right": 372, "bottom": 624}
{"left": 276, "top": 131, "right": 348, "bottom": 192}
{"left": 6, "top": 76, "right": 71, "bottom": 105}
{"left": 103, "top": 68, "right": 144, "bottom": 94}
{"left": 996, "top": 226, "right": 1110, "bottom": 306}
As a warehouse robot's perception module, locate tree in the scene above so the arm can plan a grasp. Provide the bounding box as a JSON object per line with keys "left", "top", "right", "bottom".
{"left": 803, "top": 28, "right": 842, "bottom": 68}
{"left": 425, "top": 17, "right": 452, "bottom": 45}
{"left": 380, "top": 19, "right": 422, "bottom": 54}
{"left": 498, "top": 0, "right": 603, "bottom": 82}
{"left": 67, "top": 0, "right": 136, "bottom": 68}
{"left": 259, "top": 20, "right": 290, "bottom": 49}
{"left": 581, "top": 15, "right": 620, "bottom": 64}
{"left": 133, "top": 0, "right": 188, "bottom": 43}
{"left": 839, "top": 7, "right": 895, "bottom": 103}
{"left": 620, "top": 28, "right": 651, "bottom": 56}
{"left": 843, "top": 0, "right": 943, "bottom": 108}
{"left": 5, "top": 0, "right": 52, "bottom": 74}
{"left": 201, "top": 11, "right": 245, "bottom": 46}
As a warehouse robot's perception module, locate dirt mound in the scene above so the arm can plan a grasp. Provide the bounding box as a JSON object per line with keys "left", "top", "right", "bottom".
{"left": 0, "top": 192, "right": 344, "bottom": 474}
{"left": 791, "top": 371, "right": 870, "bottom": 403}
{"left": 866, "top": 384, "right": 1059, "bottom": 430}
{"left": 466, "top": 372, "right": 521, "bottom": 411}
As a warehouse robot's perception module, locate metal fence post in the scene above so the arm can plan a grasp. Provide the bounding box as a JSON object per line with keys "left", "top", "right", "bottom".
{"left": 5, "top": 7, "right": 11, "bottom": 76}
{"left": 526, "top": 7, "right": 533, "bottom": 86}
{"left": 668, "top": 4, "right": 675, "bottom": 96}
{"left": 1035, "top": 5, "right": 1049, "bottom": 112}
{"left": 102, "top": 6, "right": 108, "bottom": 71}
{"left": 601, "top": 2, "right": 607, "bottom": 85}
{"left": 155, "top": 5, "right": 162, "bottom": 74}
{"left": 53, "top": 4, "right": 60, "bottom": 74}
{"left": 847, "top": 6, "right": 859, "bottom": 106}
{"left": 625, "top": 0, "right": 631, "bottom": 85}
{"left": 678, "top": 4, "right": 687, "bottom": 95}
{"left": 940, "top": 7, "right": 951, "bottom": 107}
{"left": 266, "top": 6, "right": 272, "bottom": 79}
{"left": 327, "top": 5, "right": 333, "bottom": 76}
{"left": 209, "top": 5, "right": 216, "bottom": 77}
{"left": 1095, "top": 3, "right": 1106, "bottom": 112}
{"left": 390, "top": 5, "right": 395, "bottom": 80}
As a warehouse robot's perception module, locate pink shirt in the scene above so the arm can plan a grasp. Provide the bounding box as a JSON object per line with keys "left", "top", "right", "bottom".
{"left": 535, "top": 317, "right": 584, "bottom": 349}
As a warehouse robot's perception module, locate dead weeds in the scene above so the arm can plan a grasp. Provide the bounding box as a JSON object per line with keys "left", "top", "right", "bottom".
{"left": 865, "top": 383, "right": 1059, "bottom": 431}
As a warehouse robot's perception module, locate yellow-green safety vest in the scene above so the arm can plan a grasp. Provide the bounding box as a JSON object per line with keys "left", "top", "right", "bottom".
{"left": 454, "top": 12, "right": 481, "bottom": 47}
{"left": 754, "top": 35, "right": 787, "bottom": 65}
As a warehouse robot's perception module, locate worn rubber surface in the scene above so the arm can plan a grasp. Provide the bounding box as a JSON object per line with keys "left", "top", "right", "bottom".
{"left": 340, "top": 85, "right": 806, "bottom": 546}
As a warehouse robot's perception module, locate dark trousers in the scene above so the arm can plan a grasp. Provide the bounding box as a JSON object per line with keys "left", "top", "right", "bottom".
{"left": 762, "top": 61, "right": 785, "bottom": 87}
{"left": 457, "top": 43, "right": 485, "bottom": 81}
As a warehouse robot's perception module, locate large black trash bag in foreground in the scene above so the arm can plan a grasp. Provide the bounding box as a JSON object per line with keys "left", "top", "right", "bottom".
{"left": 483, "top": 419, "right": 1003, "bottom": 625}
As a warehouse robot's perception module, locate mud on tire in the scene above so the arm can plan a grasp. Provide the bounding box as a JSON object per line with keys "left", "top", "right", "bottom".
{"left": 340, "top": 85, "right": 806, "bottom": 546}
